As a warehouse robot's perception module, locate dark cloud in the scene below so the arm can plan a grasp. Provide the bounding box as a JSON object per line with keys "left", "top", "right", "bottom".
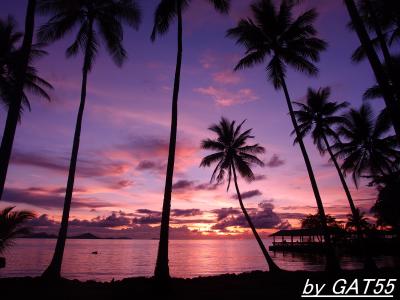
{"left": 136, "top": 209, "right": 161, "bottom": 215}
{"left": 134, "top": 215, "right": 162, "bottom": 225}
{"left": 211, "top": 207, "right": 241, "bottom": 221}
{"left": 172, "top": 179, "right": 219, "bottom": 192}
{"left": 194, "top": 183, "right": 218, "bottom": 191}
{"left": 27, "top": 214, "right": 58, "bottom": 227}
{"left": 105, "top": 179, "right": 134, "bottom": 190}
{"left": 117, "top": 137, "right": 197, "bottom": 161}
{"left": 2, "top": 187, "right": 115, "bottom": 209}
{"left": 172, "top": 180, "right": 194, "bottom": 190}
{"left": 171, "top": 209, "right": 203, "bottom": 217}
{"left": 70, "top": 213, "right": 131, "bottom": 228}
{"left": 266, "top": 154, "right": 285, "bottom": 168}
{"left": 136, "top": 160, "right": 166, "bottom": 172}
{"left": 253, "top": 174, "right": 267, "bottom": 181}
{"left": 115, "top": 210, "right": 136, "bottom": 217}
{"left": 119, "top": 137, "right": 169, "bottom": 156}
{"left": 11, "top": 149, "right": 128, "bottom": 178}
{"left": 26, "top": 213, "right": 210, "bottom": 240}
{"left": 232, "top": 189, "right": 262, "bottom": 200}
{"left": 277, "top": 212, "right": 307, "bottom": 219}
{"left": 133, "top": 209, "right": 162, "bottom": 225}
{"left": 211, "top": 201, "right": 282, "bottom": 231}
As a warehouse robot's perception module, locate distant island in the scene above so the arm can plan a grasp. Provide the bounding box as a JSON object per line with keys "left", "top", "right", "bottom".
{"left": 22, "top": 232, "right": 103, "bottom": 239}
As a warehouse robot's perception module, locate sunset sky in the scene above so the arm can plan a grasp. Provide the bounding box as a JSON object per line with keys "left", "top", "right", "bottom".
{"left": 0, "top": 0, "right": 385, "bottom": 239}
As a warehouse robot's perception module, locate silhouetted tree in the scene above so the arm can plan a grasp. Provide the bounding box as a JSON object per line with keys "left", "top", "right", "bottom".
{"left": 0, "top": 0, "right": 37, "bottom": 200}
{"left": 301, "top": 213, "right": 342, "bottom": 230}
{"left": 356, "top": 0, "right": 400, "bottom": 96}
{"left": 333, "top": 104, "right": 400, "bottom": 187}
{"left": 346, "top": 208, "right": 371, "bottom": 233}
{"left": 301, "top": 213, "right": 342, "bottom": 242}
{"left": 0, "top": 16, "right": 52, "bottom": 119}
{"left": 292, "top": 87, "right": 377, "bottom": 269}
{"left": 200, "top": 117, "right": 280, "bottom": 272}
{"left": 362, "top": 56, "right": 400, "bottom": 104}
{"left": 0, "top": 206, "right": 35, "bottom": 254}
{"left": 371, "top": 174, "right": 400, "bottom": 234}
{"left": 344, "top": 0, "right": 400, "bottom": 142}
{"left": 151, "top": 0, "right": 230, "bottom": 280}
{"left": 227, "top": 0, "right": 339, "bottom": 271}
{"left": 38, "top": 0, "right": 141, "bottom": 279}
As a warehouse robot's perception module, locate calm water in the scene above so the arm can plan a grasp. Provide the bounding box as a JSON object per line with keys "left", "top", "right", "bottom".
{"left": 0, "top": 238, "right": 398, "bottom": 281}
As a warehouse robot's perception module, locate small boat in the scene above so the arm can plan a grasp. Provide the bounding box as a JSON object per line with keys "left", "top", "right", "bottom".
{"left": 91, "top": 251, "right": 98, "bottom": 255}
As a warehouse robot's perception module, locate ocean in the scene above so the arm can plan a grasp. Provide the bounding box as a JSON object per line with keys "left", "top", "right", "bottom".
{"left": 0, "top": 238, "right": 398, "bottom": 281}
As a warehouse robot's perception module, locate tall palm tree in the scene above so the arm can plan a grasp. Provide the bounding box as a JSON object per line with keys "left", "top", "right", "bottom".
{"left": 151, "top": 0, "right": 230, "bottom": 280}
{"left": 292, "top": 89, "right": 358, "bottom": 226}
{"left": 362, "top": 56, "right": 400, "bottom": 103}
{"left": 0, "top": 0, "right": 37, "bottom": 200}
{"left": 200, "top": 117, "right": 280, "bottom": 272}
{"left": 344, "top": 0, "right": 400, "bottom": 142}
{"left": 0, "top": 16, "right": 23, "bottom": 97}
{"left": 333, "top": 104, "right": 400, "bottom": 186}
{"left": 37, "top": 0, "right": 141, "bottom": 279}
{"left": 293, "top": 88, "right": 377, "bottom": 269}
{"left": 352, "top": 0, "right": 400, "bottom": 103}
{"left": 227, "top": 0, "right": 339, "bottom": 271}
{"left": 0, "top": 16, "right": 53, "bottom": 118}
{"left": 0, "top": 206, "right": 35, "bottom": 255}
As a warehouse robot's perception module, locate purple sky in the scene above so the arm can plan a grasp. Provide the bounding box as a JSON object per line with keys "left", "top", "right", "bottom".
{"left": 0, "top": 0, "right": 386, "bottom": 238}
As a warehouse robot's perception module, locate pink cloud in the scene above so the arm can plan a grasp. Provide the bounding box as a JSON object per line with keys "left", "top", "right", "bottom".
{"left": 212, "top": 70, "right": 241, "bottom": 85}
{"left": 194, "top": 86, "right": 259, "bottom": 107}
{"left": 200, "top": 51, "right": 217, "bottom": 69}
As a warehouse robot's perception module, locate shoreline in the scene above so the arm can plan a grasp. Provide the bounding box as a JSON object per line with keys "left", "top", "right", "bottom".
{"left": 1, "top": 269, "right": 399, "bottom": 300}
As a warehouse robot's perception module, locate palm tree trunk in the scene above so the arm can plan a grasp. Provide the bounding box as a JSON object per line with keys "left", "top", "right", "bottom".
{"left": 279, "top": 75, "right": 340, "bottom": 272}
{"left": 0, "top": 0, "right": 36, "bottom": 201}
{"left": 42, "top": 28, "right": 93, "bottom": 279}
{"left": 321, "top": 134, "right": 376, "bottom": 270}
{"left": 232, "top": 166, "right": 281, "bottom": 272}
{"left": 154, "top": 0, "right": 183, "bottom": 281}
{"left": 344, "top": 0, "right": 400, "bottom": 143}
{"left": 322, "top": 135, "right": 357, "bottom": 218}
{"left": 364, "top": 0, "right": 400, "bottom": 101}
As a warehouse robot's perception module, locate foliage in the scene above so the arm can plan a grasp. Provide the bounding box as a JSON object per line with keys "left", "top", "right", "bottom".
{"left": 0, "top": 206, "right": 35, "bottom": 254}
{"left": 200, "top": 117, "right": 265, "bottom": 190}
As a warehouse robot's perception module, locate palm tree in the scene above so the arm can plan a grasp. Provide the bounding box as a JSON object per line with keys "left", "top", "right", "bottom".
{"left": 0, "top": 0, "right": 37, "bottom": 200}
{"left": 371, "top": 174, "right": 400, "bottom": 235}
{"left": 200, "top": 117, "right": 280, "bottom": 272}
{"left": 37, "top": 0, "right": 141, "bottom": 279}
{"left": 0, "top": 16, "right": 53, "bottom": 119}
{"left": 293, "top": 87, "right": 377, "bottom": 269}
{"left": 344, "top": 0, "right": 400, "bottom": 142}
{"left": 333, "top": 104, "right": 400, "bottom": 186}
{"left": 0, "top": 206, "right": 35, "bottom": 254}
{"left": 0, "top": 16, "right": 23, "bottom": 99}
{"left": 346, "top": 208, "right": 371, "bottom": 233}
{"left": 352, "top": 0, "right": 400, "bottom": 103}
{"left": 362, "top": 56, "right": 400, "bottom": 103}
{"left": 151, "top": 0, "right": 230, "bottom": 280}
{"left": 293, "top": 89, "right": 359, "bottom": 226}
{"left": 227, "top": 0, "right": 339, "bottom": 271}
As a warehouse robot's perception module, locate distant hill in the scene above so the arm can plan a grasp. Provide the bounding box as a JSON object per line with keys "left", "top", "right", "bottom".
{"left": 70, "top": 233, "right": 100, "bottom": 239}
{"left": 21, "top": 232, "right": 135, "bottom": 240}
{"left": 22, "top": 232, "right": 101, "bottom": 239}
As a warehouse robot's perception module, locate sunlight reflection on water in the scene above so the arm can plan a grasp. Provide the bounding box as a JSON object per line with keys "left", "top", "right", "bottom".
{"left": 0, "top": 239, "right": 398, "bottom": 281}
